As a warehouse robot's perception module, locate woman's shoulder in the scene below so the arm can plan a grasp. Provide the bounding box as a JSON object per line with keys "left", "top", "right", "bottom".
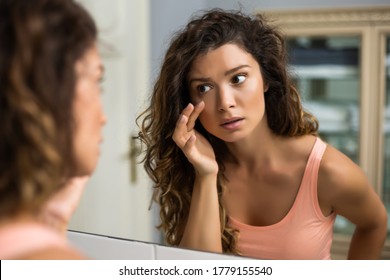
{"left": 318, "top": 141, "right": 369, "bottom": 205}
{"left": 21, "top": 246, "right": 86, "bottom": 260}
{"left": 280, "top": 134, "right": 317, "bottom": 161}
{"left": 284, "top": 135, "right": 364, "bottom": 185}
{"left": 320, "top": 142, "right": 366, "bottom": 184}
{"left": 0, "top": 219, "right": 85, "bottom": 260}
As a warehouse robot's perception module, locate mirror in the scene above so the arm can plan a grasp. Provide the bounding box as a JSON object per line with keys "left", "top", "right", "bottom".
{"left": 69, "top": 0, "right": 390, "bottom": 260}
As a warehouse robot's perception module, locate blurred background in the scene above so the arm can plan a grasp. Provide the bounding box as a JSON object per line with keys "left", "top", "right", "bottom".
{"left": 69, "top": 0, "right": 390, "bottom": 259}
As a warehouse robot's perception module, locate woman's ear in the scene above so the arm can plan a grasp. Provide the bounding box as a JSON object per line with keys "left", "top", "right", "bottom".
{"left": 264, "top": 84, "right": 269, "bottom": 93}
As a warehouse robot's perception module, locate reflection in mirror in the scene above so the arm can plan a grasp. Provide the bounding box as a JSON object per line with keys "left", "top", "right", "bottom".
{"left": 69, "top": 1, "right": 390, "bottom": 260}
{"left": 137, "top": 8, "right": 384, "bottom": 260}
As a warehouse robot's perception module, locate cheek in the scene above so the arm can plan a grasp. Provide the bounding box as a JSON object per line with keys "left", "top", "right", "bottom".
{"left": 189, "top": 91, "right": 199, "bottom": 104}
{"left": 74, "top": 89, "right": 101, "bottom": 133}
{"left": 198, "top": 105, "right": 216, "bottom": 130}
{"left": 244, "top": 80, "right": 265, "bottom": 106}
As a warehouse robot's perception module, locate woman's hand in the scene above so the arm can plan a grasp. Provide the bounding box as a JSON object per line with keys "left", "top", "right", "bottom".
{"left": 38, "top": 176, "right": 89, "bottom": 236}
{"left": 173, "top": 104, "right": 222, "bottom": 252}
{"left": 172, "top": 102, "right": 218, "bottom": 177}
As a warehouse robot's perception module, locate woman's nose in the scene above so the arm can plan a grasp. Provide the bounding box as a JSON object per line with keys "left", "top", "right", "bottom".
{"left": 217, "top": 86, "right": 236, "bottom": 112}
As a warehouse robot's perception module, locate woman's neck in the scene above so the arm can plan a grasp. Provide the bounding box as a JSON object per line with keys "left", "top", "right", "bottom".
{"left": 0, "top": 213, "right": 39, "bottom": 228}
{"left": 225, "top": 122, "right": 283, "bottom": 169}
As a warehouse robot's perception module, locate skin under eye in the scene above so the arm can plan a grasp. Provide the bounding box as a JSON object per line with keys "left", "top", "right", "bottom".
{"left": 231, "top": 74, "right": 246, "bottom": 85}
{"left": 197, "top": 84, "right": 212, "bottom": 94}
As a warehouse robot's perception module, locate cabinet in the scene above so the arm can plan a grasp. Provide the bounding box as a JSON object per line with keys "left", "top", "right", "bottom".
{"left": 265, "top": 7, "right": 390, "bottom": 259}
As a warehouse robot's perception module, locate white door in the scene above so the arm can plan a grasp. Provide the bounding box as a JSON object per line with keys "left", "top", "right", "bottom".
{"left": 69, "top": 0, "right": 157, "bottom": 243}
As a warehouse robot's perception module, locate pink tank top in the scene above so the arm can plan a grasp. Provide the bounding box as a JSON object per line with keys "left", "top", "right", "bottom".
{"left": 0, "top": 221, "right": 69, "bottom": 259}
{"left": 229, "top": 137, "right": 336, "bottom": 260}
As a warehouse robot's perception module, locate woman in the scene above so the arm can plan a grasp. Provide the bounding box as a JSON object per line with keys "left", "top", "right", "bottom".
{"left": 137, "top": 9, "right": 387, "bottom": 259}
{"left": 0, "top": 0, "right": 106, "bottom": 259}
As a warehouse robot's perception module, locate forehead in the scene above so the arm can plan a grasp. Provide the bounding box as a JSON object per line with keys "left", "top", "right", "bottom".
{"left": 188, "top": 43, "right": 257, "bottom": 77}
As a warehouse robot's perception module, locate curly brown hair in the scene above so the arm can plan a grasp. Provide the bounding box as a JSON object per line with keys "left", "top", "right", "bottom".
{"left": 0, "top": 0, "right": 96, "bottom": 219}
{"left": 137, "top": 9, "right": 318, "bottom": 254}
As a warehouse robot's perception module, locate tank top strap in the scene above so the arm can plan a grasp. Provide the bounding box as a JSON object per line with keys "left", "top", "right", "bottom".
{"left": 300, "top": 137, "right": 329, "bottom": 220}
{"left": 305, "top": 137, "right": 327, "bottom": 187}
{"left": 311, "top": 137, "right": 327, "bottom": 164}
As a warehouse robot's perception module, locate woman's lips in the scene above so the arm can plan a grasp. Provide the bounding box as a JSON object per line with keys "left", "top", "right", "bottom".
{"left": 220, "top": 118, "right": 244, "bottom": 130}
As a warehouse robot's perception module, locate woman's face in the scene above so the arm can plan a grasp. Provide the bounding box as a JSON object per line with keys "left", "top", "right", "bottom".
{"left": 72, "top": 44, "right": 106, "bottom": 176}
{"left": 188, "top": 43, "right": 267, "bottom": 142}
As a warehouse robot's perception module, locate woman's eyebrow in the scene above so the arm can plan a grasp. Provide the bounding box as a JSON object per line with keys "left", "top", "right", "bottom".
{"left": 188, "top": 64, "right": 251, "bottom": 85}
{"left": 224, "top": 65, "right": 250, "bottom": 76}
{"left": 188, "top": 77, "right": 211, "bottom": 85}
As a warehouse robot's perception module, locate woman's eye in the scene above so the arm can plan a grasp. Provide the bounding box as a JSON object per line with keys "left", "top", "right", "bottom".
{"left": 232, "top": 74, "right": 246, "bottom": 84}
{"left": 197, "top": 84, "right": 212, "bottom": 94}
